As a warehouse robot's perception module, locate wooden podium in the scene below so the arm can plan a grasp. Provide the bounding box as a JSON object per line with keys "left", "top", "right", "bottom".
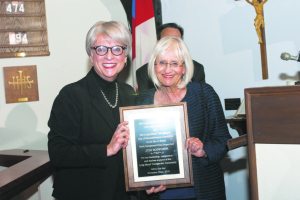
{"left": 245, "top": 86, "right": 300, "bottom": 200}
{"left": 0, "top": 149, "right": 52, "bottom": 200}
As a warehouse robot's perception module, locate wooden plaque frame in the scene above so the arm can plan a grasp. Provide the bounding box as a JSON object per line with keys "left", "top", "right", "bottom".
{"left": 120, "top": 102, "right": 193, "bottom": 191}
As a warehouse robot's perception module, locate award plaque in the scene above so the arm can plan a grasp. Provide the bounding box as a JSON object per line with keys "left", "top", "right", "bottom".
{"left": 120, "top": 102, "right": 193, "bottom": 191}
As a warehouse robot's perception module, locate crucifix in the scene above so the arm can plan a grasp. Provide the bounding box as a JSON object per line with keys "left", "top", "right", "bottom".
{"left": 245, "top": 0, "right": 269, "bottom": 79}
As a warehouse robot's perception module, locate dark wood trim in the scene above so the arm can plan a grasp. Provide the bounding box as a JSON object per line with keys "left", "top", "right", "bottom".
{"left": 0, "top": 149, "right": 52, "bottom": 200}
{"left": 226, "top": 115, "right": 247, "bottom": 150}
{"left": 227, "top": 135, "right": 248, "bottom": 150}
{"left": 246, "top": 86, "right": 300, "bottom": 144}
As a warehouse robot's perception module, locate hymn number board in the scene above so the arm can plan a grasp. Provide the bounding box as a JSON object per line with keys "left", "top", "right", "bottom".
{"left": 0, "top": 0, "right": 49, "bottom": 58}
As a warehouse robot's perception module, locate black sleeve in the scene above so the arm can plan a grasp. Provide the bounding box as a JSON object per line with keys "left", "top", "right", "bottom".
{"left": 136, "top": 63, "right": 155, "bottom": 92}
{"left": 47, "top": 86, "right": 109, "bottom": 168}
{"left": 192, "top": 60, "right": 205, "bottom": 83}
{"left": 202, "top": 84, "right": 231, "bottom": 164}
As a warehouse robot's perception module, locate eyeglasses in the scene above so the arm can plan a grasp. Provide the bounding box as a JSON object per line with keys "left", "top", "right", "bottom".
{"left": 91, "top": 45, "right": 127, "bottom": 56}
{"left": 155, "top": 60, "right": 184, "bottom": 69}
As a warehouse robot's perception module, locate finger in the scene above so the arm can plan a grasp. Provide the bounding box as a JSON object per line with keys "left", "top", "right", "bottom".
{"left": 117, "top": 135, "right": 128, "bottom": 146}
{"left": 116, "top": 128, "right": 128, "bottom": 139}
{"left": 122, "top": 137, "right": 129, "bottom": 149}
{"left": 117, "top": 121, "right": 128, "bottom": 132}
{"left": 119, "top": 121, "right": 129, "bottom": 128}
{"left": 121, "top": 130, "right": 129, "bottom": 140}
{"left": 120, "top": 127, "right": 129, "bottom": 137}
{"left": 156, "top": 184, "right": 166, "bottom": 192}
{"left": 160, "top": 185, "right": 166, "bottom": 191}
{"left": 192, "top": 141, "right": 200, "bottom": 149}
{"left": 188, "top": 137, "right": 197, "bottom": 145}
{"left": 189, "top": 140, "right": 196, "bottom": 148}
{"left": 186, "top": 138, "right": 193, "bottom": 147}
{"left": 146, "top": 187, "right": 155, "bottom": 194}
{"left": 190, "top": 145, "right": 196, "bottom": 153}
{"left": 152, "top": 184, "right": 166, "bottom": 193}
{"left": 190, "top": 143, "right": 201, "bottom": 153}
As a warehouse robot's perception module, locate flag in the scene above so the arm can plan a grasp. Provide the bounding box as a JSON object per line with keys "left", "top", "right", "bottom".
{"left": 132, "top": 0, "right": 157, "bottom": 87}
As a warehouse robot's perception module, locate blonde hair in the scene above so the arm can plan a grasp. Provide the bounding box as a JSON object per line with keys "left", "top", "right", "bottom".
{"left": 148, "top": 36, "right": 194, "bottom": 89}
{"left": 85, "top": 21, "right": 131, "bottom": 56}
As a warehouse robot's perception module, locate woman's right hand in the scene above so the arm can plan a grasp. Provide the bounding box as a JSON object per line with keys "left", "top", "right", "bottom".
{"left": 107, "top": 121, "right": 129, "bottom": 156}
{"left": 146, "top": 184, "right": 166, "bottom": 195}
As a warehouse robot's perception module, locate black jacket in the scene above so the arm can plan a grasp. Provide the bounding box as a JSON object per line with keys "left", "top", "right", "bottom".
{"left": 48, "top": 68, "right": 136, "bottom": 200}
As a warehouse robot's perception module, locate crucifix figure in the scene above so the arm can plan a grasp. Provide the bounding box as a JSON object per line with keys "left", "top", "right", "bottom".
{"left": 245, "top": 0, "right": 268, "bottom": 43}
{"left": 245, "top": 0, "right": 269, "bottom": 79}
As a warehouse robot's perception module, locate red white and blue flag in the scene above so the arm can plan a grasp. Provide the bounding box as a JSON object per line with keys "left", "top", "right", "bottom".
{"left": 132, "top": 0, "right": 157, "bottom": 87}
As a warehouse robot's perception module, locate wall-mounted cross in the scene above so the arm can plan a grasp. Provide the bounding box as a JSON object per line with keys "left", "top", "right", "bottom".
{"left": 245, "top": 0, "right": 269, "bottom": 79}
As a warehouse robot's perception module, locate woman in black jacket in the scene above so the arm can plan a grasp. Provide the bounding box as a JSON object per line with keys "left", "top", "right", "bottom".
{"left": 48, "top": 20, "right": 136, "bottom": 200}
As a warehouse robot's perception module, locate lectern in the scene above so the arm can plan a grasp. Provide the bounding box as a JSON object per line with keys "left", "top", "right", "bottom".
{"left": 0, "top": 149, "right": 52, "bottom": 200}
{"left": 245, "top": 86, "right": 300, "bottom": 200}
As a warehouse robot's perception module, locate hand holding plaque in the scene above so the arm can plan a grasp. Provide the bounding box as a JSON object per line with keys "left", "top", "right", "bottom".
{"left": 107, "top": 121, "right": 130, "bottom": 156}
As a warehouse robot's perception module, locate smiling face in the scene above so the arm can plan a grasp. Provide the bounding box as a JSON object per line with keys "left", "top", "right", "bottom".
{"left": 90, "top": 33, "right": 127, "bottom": 82}
{"left": 155, "top": 45, "right": 185, "bottom": 90}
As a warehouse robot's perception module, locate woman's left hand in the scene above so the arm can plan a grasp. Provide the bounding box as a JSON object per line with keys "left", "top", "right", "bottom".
{"left": 186, "top": 137, "right": 207, "bottom": 157}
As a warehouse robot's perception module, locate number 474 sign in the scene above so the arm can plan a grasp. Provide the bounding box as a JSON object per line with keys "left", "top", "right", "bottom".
{"left": 5, "top": 1, "right": 25, "bottom": 14}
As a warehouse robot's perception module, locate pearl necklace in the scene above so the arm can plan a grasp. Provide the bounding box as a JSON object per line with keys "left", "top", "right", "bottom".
{"left": 100, "top": 82, "right": 118, "bottom": 108}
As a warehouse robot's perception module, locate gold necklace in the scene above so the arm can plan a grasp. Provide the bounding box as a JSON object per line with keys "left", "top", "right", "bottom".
{"left": 100, "top": 82, "right": 118, "bottom": 108}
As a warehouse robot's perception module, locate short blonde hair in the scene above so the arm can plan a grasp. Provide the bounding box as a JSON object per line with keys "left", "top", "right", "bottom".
{"left": 85, "top": 21, "right": 131, "bottom": 56}
{"left": 148, "top": 36, "right": 194, "bottom": 89}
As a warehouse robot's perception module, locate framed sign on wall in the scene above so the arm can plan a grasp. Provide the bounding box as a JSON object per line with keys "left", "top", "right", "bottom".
{"left": 3, "top": 65, "right": 39, "bottom": 103}
{"left": 0, "top": 0, "right": 50, "bottom": 58}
